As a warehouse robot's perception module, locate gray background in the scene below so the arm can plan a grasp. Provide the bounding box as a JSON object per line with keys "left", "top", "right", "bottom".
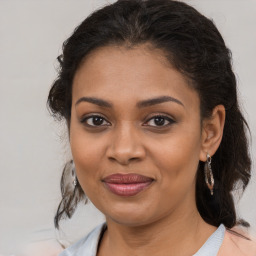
{"left": 0, "top": 0, "right": 255, "bottom": 254}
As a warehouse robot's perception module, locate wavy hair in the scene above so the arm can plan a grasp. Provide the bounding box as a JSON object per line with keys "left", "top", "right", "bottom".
{"left": 47, "top": 0, "right": 251, "bottom": 229}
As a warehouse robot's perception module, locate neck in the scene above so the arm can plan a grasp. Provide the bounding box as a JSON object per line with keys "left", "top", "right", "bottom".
{"left": 98, "top": 202, "right": 217, "bottom": 256}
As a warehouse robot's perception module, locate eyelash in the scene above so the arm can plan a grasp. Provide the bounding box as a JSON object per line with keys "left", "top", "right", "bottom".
{"left": 80, "top": 114, "right": 175, "bottom": 128}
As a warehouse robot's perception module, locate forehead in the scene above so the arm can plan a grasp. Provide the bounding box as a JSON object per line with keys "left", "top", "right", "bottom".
{"left": 72, "top": 44, "right": 199, "bottom": 111}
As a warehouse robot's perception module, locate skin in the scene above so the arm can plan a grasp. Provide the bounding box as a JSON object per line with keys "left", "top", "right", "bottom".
{"left": 70, "top": 44, "right": 225, "bottom": 256}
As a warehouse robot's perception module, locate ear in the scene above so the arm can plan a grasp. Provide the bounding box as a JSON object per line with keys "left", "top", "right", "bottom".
{"left": 199, "top": 105, "right": 225, "bottom": 161}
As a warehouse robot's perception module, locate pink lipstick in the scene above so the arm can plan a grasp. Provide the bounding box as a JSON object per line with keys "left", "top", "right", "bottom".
{"left": 102, "top": 173, "right": 154, "bottom": 197}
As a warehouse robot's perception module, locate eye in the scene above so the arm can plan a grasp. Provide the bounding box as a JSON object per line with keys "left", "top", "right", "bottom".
{"left": 144, "top": 115, "right": 175, "bottom": 127}
{"left": 80, "top": 115, "right": 110, "bottom": 127}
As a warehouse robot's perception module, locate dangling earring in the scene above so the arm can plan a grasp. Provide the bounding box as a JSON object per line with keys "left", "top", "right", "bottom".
{"left": 71, "top": 160, "right": 77, "bottom": 188}
{"left": 204, "top": 153, "right": 214, "bottom": 195}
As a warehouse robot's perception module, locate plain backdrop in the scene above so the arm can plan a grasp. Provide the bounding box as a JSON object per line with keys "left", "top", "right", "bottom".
{"left": 0, "top": 0, "right": 255, "bottom": 254}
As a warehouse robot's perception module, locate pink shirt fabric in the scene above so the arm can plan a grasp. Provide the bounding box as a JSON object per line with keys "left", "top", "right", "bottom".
{"left": 218, "top": 228, "right": 256, "bottom": 256}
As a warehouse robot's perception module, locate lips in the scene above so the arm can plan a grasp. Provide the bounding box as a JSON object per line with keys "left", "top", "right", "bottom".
{"left": 102, "top": 173, "right": 154, "bottom": 197}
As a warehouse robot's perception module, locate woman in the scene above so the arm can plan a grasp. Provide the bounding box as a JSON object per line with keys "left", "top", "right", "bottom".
{"left": 47, "top": 0, "right": 256, "bottom": 255}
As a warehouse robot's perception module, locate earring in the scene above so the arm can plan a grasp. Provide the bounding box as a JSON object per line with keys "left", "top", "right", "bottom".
{"left": 71, "top": 160, "right": 77, "bottom": 187}
{"left": 204, "top": 153, "right": 214, "bottom": 195}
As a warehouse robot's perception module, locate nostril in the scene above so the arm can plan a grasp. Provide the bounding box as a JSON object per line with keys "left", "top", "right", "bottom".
{"left": 130, "top": 157, "right": 140, "bottom": 161}
{"left": 108, "top": 156, "right": 116, "bottom": 162}
{"left": 107, "top": 155, "right": 141, "bottom": 165}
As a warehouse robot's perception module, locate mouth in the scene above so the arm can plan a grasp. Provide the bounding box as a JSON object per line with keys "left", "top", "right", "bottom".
{"left": 102, "top": 173, "right": 154, "bottom": 197}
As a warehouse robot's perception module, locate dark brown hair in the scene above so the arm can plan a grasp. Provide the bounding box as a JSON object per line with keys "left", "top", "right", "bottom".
{"left": 47, "top": 0, "right": 251, "bottom": 229}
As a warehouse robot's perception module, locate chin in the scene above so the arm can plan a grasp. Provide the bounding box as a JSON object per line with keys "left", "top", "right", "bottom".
{"left": 108, "top": 214, "right": 152, "bottom": 227}
{"left": 101, "top": 203, "right": 159, "bottom": 227}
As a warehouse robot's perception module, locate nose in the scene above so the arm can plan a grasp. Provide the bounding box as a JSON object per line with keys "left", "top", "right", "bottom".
{"left": 106, "top": 122, "right": 146, "bottom": 165}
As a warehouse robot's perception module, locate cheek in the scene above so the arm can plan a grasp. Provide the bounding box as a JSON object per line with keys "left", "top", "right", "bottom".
{"left": 151, "top": 126, "right": 202, "bottom": 187}
{"left": 69, "top": 123, "right": 106, "bottom": 194}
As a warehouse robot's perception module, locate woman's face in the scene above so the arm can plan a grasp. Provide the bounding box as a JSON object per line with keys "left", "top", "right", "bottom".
{"left": 70, "top": 44, "right": 204, "bottom": 226}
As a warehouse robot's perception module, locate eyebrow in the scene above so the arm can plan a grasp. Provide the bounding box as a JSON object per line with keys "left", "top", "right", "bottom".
{"left": 136, "top": 96, "right": 184, "bottom": 108}
{"left": 75, "top": 96, "right": 184, "bottom": 108}
{"left": 75, "top": 97, "right": 113, "bottom": 108}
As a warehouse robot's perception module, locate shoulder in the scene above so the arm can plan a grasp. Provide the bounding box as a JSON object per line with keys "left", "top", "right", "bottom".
{"left": 58, "top": 223, "right": 106, "bottom": 256}
{"left": 218, "top": 226, "right": 256, "bottom": 256}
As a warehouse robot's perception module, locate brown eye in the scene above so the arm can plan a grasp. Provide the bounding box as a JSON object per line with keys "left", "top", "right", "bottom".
{"left": 81, "top": 115, "right": 110, "bottom": 127}
{"left": 145, "top": 115, "right": 175, "bottom": 127}
{"left": 153, "top": 117, "right": 165, "bottom": 126}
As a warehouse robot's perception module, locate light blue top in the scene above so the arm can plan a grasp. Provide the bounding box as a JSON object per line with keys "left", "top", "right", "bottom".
{"left": 59, "top": 223, "right": 225, "bottom": 256}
